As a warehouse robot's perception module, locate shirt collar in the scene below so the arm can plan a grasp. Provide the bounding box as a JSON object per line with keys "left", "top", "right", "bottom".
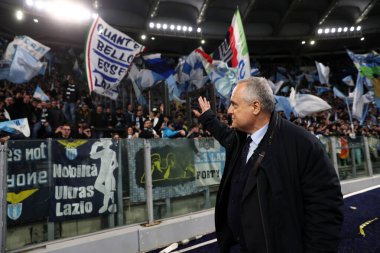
{"left": 247, "top": 123, "right": 269, "bottom": 146}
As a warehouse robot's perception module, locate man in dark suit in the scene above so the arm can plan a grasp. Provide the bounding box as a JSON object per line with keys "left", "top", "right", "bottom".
{"left": 193, "top": 77, "right": 343, "bottom": 253}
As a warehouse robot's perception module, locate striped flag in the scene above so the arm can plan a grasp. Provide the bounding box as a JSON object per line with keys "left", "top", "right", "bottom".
{"left": 213, "top": 9, "right": 251, "bottom": 80}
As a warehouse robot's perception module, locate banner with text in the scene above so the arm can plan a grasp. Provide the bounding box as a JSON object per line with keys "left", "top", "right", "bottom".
{"left": 6, "top": 140, "right": 50, "bottom": 225}
{"left": 50, "top": 139, "right": 119, "bottom": 221}
{"left": 85, "top": 17, "right": 144, "bottom": 99}
{"left": 127, "top": 138, "right": 224, "bottom": 202}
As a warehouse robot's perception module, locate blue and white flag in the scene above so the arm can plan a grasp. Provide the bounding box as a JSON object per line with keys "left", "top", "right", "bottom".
{"left": 166, "top": 75, "right": 185, "bottom": 103}
{"left": 315, "top": 61, "right": 330, "bottom": 84}
{"left": 175, "top": 49, "right": 208, "bottom": 91}
{"left": 274, "top": 95, "right": 293, "bottom": 119}
{"left": 333, "top": 87, "right": 348, "bottom": 100}
{"left": 128, "top": 63, "right": 164, "bottom": 90}
{"left": 208, "top": 61, "right": 238, "bottom": 104}
{"left": 0, "top": 60, "right": 11, "bottom": 80}
{"left": 352, "top": 71, "right": 373, "bottom": 121}
{"left": 33, "top": 85, "right": 50, "bottom": 102}
{"left": 315, "top": 86, "right": 330, "bottom": 95}
{"left": 0, "top": 118, "right": 30, "bottom": 137}
{"left": 142, "top": 54, "right": 175, "bottom": 78}
{"left": 342, "top": 75, "right": 354, "bottom": 86}
{"left": 7, "top": 46, "right": 44, "bottom": 84}
{"left": 85, "top": 17, "right": 144, "bottom": 99}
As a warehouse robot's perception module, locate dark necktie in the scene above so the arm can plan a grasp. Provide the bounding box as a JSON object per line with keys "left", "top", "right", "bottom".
{"left": 240, "top": 137, "right": 252, "bottom": 167}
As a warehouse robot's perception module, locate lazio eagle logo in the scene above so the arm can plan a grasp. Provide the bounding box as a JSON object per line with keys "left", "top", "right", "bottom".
{"left": 7, "top": 189, "right": 38, "bottom": 220}
{"left": 57, "top": 140, "right": 88, "bottom": 160}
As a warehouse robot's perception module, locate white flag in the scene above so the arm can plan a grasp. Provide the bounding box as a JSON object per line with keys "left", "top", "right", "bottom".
{"left": 315, "top": 61, "right": 330, "bottom": 84}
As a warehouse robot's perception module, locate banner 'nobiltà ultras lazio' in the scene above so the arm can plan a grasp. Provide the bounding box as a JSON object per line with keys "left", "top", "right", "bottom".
{"left": 85, "top": 17, "right": 144, "bottom": 99}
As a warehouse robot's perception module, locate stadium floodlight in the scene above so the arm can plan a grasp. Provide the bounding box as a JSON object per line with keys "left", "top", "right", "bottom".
{"left": 360, "top": 37, "right": 365, "bottom": 41}
{"left": 151, "top": 37, "right": 155, "bottom": 40}
{"left": 201, "top": 39, "right": 205, "bottom": 44}
{"left": 26, "top": 0, "right": 34, "bottom": 7}
{"left": 337, "top": 27, "right": 342, "bottom": 33}
{"left": 188, "top": 26, "right": 193, "bottom": 32}
{"left": 15, "top": 10, "right": 24, "bottom": 20}
{"left": 343, "top": 27, "right": 348, "bottom": 32}
{"left": 317, "top": 28, "right": 323, "bottom": 34}
{"left": 176, "top": 25, "right": 181, "bottom": 31}
{"left": 324, "top": 28, "right": 330, "bottom": 34}
{"left": 197, "top": 27, "right": 201, "bottom": 33}
{"left": 141, "top": 34, "right": 146, "bottom": 40}
{"left": 170, "top": 24, "right": 175, "bottom": 30}
{"left": 301, "top": 41, "right": 306, "bottom": 44}
{"left": 331, "top": 28, "right": 336, "bottom": 33}
{"left": 156, "top": 23, "right": 161, "bottom": 29}
{"left": 182, "top": 26, "right": 188, "bottom": 31}
{"left": 350, "top": 26, "right": 355, "bottom": 32}
{"left": 149, "top": 22, "right": 154, "bottom": 28}
{"left": 162, "top": 24, "right": 168, "bottom": 30}
{"left": 356, "top": 26, "right": 361, "bottom": 31}
{"left": 35, "top": 0, "right": 44, "bottom": 10}
{"left": 33, "top": 18, "right": 39, "bottom": 23}
{"left": 310, "top": 40, "right": 315, "bottom": 45}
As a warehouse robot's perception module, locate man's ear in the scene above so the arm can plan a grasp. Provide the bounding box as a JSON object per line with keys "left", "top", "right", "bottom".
{"left": 251, "top": 100, "right": 261, "bottom": 115}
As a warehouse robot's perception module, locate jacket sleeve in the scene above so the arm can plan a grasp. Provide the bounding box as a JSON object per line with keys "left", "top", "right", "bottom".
{"left": 301, "top": 139, "right": 343, "bottom": 252}
{"left": 198, "top": 110, "right": 235, "bottom": 148}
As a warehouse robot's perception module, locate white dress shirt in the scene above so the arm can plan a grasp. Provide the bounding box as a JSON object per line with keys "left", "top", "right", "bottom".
{"left": 245, "top": 123, "right": 269, "bottom": 163}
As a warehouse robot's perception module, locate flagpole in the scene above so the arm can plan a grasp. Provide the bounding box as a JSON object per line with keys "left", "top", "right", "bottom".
{"left": 345, "top": 98, "right": 354, "bottom": 133}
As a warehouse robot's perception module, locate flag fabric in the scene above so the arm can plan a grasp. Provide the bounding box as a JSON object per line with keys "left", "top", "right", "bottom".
{"left": 208, "top": 61, "right": 238, "bottom": 103}
{"left": 346, "top": 49, "right": 380, "bottom": 78}
{"left": 213, "top": 9, "right": 251, "bottom": 80}
{"left": 141, "top": 54, "right": 184, "bottom": 102}
{"left": 11, "top": 36, "right": 50, "bottom": 60}
{"left": 0, "top": 118, "right": 30, "bottom": 137}
{"left": 85, "top": 17, "right": 144, "bottom": 99}
{"left": 333, "top": 87, "right": 348, "bottom": 100}
{"left": 128, "top": 65, "right": 147, "bottom": 106}
{"left": 7, "top": 46, "right": 44, "bottom": 84}
{"left": 142, "top": 54, "right": 175, "bottom": 78}
{"left": 342, "top": 75, "right": 355, "bottom": 86}
{"left": 128, "top": 63, "right": 165, "bottom": 90}
{"left": 175, "top": 49, "right": 208, "bottom": 91}
{"left": 315, "top": 61, "right": 330, "bottom": 84}
{"left": 294, "top": 93, "right": 332, "bottom": 117}
{"left": 274, "top": 95, "right": 293, "bottom": 119}
{"left": 4, "top": 36, "right": 50, "bottom": 61}
{"left": 351, "top": 72, "right": 373, "bottom": 121}
{"left": 33, "top": 85, "right": 50, "bottom": 102}
{"left": 267, "top": 79, "right": 284, "bottom": 95}
{"left": 0, "top": 60, "right": 11, "bottom": 80}
{"left": 166, "top": 75, "right": 185, "bottom": 103}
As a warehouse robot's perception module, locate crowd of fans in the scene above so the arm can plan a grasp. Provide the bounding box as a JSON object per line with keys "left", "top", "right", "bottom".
{"left": 0, "top": 43, "right": 379, "bottom": 144}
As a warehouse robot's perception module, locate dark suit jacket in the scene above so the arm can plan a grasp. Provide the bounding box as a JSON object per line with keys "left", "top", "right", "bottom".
{"left": 199, "top": 110, "right": 343, "bottom": 253}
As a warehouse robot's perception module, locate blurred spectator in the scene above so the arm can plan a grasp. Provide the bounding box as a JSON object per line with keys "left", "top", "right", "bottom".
{"left": 139, "top": 119, "right": 159, "bottom": 139}
{"left": 90, "top": 105, "right": 107, "bottom": 138}
{"left": 54, "top": 124, "right": 73, "bottom": 139}
{"left": 62, "top": 75, "right": 78, "bottom": 124}
{"left": 162, "top": 121, "right": 186, "bottom": 138}
{"left": 32, "top": 101, "right": 53, "bottom": 138}
{"left": 74, "top": 121, "right": 92, "bottom": 139}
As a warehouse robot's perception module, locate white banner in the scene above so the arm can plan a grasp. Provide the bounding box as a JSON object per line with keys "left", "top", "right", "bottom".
{"left": 85, "top": 17, "right": 144, "bottom": 99}
{"left": 193, "top": 139, "right": 225, "bottom": 186}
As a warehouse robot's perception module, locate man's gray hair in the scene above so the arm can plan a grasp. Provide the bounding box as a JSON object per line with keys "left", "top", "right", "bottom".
{"left": 238, "top": 77, "right": 275, "bottom": 113}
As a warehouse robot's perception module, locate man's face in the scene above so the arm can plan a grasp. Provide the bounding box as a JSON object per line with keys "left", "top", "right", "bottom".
{"left": 227, "top": 83, "right": 256, "bottom": 132}
{"left": 144, "top": 121, "right": 152, "bottom": 129}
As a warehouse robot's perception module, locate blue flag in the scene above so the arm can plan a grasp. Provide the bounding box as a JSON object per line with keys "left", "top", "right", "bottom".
{"left": 8, "top": 46, "right": 44, "bottom": 84}
{"left": 0, "top": 118, "right": 30, "bottom": 137}
{"left": 33, "top": 85, "right": 50, "bottom": 102}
